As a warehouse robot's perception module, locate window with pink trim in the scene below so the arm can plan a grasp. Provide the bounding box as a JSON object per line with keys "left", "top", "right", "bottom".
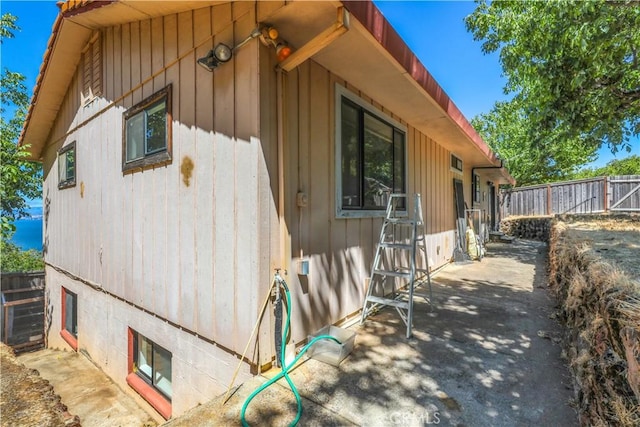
{"left": 60, "top": 287, "right": 77, "bottom": 351}
{"left": 127, "top": 328, "right": 172, "bottom": 419}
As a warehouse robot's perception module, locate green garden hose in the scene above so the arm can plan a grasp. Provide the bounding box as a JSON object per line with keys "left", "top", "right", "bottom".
{"left": 240, "top": 277, "right": 341, "bottom": 427}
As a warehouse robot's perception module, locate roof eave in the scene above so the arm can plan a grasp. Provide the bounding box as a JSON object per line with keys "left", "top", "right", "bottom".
{"left": 340, "top": 1, "right": 512, "bottom": 182}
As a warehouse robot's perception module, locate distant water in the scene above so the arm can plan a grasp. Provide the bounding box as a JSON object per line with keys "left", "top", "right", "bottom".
{"left": 9, "top": 207, "right": 43, "bottom": 252}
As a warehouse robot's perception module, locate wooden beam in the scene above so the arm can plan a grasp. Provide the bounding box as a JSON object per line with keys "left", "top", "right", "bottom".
{"left": 278, "top": 6, "right": 349, "bottom": 72}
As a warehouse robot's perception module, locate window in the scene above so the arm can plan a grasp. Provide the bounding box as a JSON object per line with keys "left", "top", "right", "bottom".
{"left": 60, "top": 287, "right": 77, "bottom": 351}
{"left": 58, "top": 142, "right": 76, "bottom": 189}
{"left": 81, "top": 32, "right": 102, "bottom": 105}
{"left": 451, "top": 154, "right": 463, "bottom": 173}
{"left": 122, "top": 85, "right": 172, "bottom": 173}
{"left": 473, "top": 174, "right": 481, "bottom": 203}
{"left": 127, "top": 329, "right": 172, "bottom": 419}
{"left": 337, "top": 86, "right": 406, "bottom": 215}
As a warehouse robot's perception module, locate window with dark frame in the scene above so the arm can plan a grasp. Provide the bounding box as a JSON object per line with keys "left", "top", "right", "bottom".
{"left": 340, "top": 96, "right": 406, "bottom": 211}
{"left": 58, "top": 142, "right": 76, "bottom": 189}
{"left": 60, "top": 287, "right": 78, "bottom": 351}
{"left": 473, "top": 173, "right": 481, "bottom": 203}
{"left": 451, "top": 154, "right": 463, "bottom": 173}
{"left": 123, "top": 85, "right": 172, "bottom": 173}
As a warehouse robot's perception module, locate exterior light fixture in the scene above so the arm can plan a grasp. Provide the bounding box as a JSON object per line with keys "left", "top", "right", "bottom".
{"left": 197, "top": 43, "right": 232, "bottom": 71}
{"left": 275, "top": 42, "right": 292, "bottom": 62}
{"left": 258, "top": 25, "right": 294, "bottom": 62}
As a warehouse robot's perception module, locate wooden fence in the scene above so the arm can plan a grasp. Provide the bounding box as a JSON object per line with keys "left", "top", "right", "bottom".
{"left": 501, "top": 175, "right": 640, "bottom": 218}
{"left": 1, "top": 271, "right": 45, "bottom": 352}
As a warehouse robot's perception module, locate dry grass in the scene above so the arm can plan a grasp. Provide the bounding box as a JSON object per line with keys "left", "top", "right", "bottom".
{"left": 0, "top": 343, "right": 80, "bottom": 427}
{"left": 549, "top": 217, "right": 640, "bottom": 426}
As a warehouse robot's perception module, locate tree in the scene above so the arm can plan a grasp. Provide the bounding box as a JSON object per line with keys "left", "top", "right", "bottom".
{"left": 1, "top": 13, "right": 42, "bottom": 239}
{"left": 572, "top": 154, "right": 640, "bottom": 179}
{"left": 466, "top": 0, "right": 640, "bottom": 184}
{"left": 1, "top": 240, "right": 44, "bottom": 272}
{"left": 471, "top": 99, "right": 597, "bottom": 186}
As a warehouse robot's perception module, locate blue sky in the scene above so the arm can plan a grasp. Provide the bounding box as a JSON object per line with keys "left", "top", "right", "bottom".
{"left": 2, "top": 0, "right": 638, "bottom": 171}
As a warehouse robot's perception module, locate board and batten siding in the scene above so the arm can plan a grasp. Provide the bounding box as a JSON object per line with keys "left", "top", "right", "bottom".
{"left": 41, "top": 3, "right": 277, "bottom": 366}
{"left": 277, "top": 59, "right": 459, "bottom": 344}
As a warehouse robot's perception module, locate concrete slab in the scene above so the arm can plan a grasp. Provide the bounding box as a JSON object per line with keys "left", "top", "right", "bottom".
{"left": 17, "top": 348, "right": 157, "bottom": 427}
{"left": 11, "top": 240, "right": 574, "bottom": 426}
{"left": 167, "top": 240, "right": 577, "bottom": 426}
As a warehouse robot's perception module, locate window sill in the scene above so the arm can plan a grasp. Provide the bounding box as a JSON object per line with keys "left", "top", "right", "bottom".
{"left": 58, "top": 181, "right": 76, "bottom": 190}
{"left": 126, "top": 373, "right": 171, "bottom": 420}
{"left": 60, "top": 329, "right": 78, "bottom": 351}
{"left": 122, "top": 151, "right": 172, "bottom": 175}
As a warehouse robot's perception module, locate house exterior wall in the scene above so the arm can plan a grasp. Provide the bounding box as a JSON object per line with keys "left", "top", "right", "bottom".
{"left": 41, "top": 2, "right": 277, "bottom": 418}
{"left": 271, "top": 58, "right": 470, "bottom": 344}
{"left": 38, "top": 0, "right": 483, "bottom": 418}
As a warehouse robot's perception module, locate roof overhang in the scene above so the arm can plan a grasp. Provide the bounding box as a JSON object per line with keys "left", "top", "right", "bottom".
{"left": 18, "top": 0, "right": 222, "bottom": 162}
{"left": 264, "top": 1, "right": 514, "bottom": 185}
{"left": 19, "top": 0, "right": 514, "bottom": 185}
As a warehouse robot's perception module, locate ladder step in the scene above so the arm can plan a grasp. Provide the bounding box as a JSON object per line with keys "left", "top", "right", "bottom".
{"left": 372, "top": 269, "right": 412, "bottom": 278}
{"left": 384, "top": 218, "right": 415, "bottom": 225}
{"left": 365, "top": 295, "right": 409, "bottom": 310}
{"left": 379, "top": 242, "right": 413, "bottom": 250}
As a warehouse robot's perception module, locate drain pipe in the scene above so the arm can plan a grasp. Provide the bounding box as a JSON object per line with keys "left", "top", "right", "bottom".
{"left": 275, "top": 63, "right": 288, "bottom": 368}
{"left": 471, "top": 158, "right": 504, "bottom": 181}
{"left": 471, "top": 158, "right": 505, "bottom": 196}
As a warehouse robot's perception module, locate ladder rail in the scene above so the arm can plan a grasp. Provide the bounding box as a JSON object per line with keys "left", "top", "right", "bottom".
{"left": 360, "top": 193, "right": 433, "bottom": 338}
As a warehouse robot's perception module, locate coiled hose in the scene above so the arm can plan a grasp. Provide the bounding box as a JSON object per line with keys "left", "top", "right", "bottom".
{"left": 240, "top": 277, "right": 341, "bottom": 427}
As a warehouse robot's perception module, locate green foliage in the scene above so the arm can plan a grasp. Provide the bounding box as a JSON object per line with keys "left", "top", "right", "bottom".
{"left": 466, "top": 0, "right": 640, "bottom": 153}
{"left": 466, "top": 0, "right": 640, "bottom": 187}
{"left": 1, "top": 13, "right": 42, "bottom": 239}
{"left": 471, "top": 99, "right": 597, "bottom": 186}
{"left": 1, "top": 240, "right": 44, "bottom": 272}
{"left": 572, "top": 155, "right": 640, "bottom": 179}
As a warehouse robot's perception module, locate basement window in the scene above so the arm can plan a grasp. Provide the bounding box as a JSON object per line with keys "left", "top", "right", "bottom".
{"left": 122, "top": 85, "right": 172, "bottom": 173}
{"left": 58, "top": 142, "right": 76, "bottom": 189}
{"left": 336, "top": 85, "right": 406, "bottom": 217}
{"left": 60, "top": 287, "right": 78, "bottom": 351}
{"left": 127, "top": 329, "right": 172, "bottom": 419}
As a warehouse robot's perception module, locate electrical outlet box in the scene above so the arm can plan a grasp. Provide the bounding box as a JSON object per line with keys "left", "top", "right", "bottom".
{"left": 296, "top": 191, "right": 308, "bottom": 207}
{"left": 298, "top": 258, "right": 309, "bottom": 275}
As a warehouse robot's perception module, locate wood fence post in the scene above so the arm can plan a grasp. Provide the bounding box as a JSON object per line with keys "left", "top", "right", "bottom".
{"left": 547, "top": 184, "right": 551, "bottom": 215}
{"left": 604, "top": 176, "right": 608, "bottom": 213}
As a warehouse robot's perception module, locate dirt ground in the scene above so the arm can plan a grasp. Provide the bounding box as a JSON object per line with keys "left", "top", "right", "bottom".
{"left": 0, "top": 343, "right": 79, "bottom": 427}
{"left": 560, "top": 215, "right": 640, "bottom": 283}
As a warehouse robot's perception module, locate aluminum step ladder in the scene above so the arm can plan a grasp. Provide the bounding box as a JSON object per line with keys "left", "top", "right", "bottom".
{"left": 360, "top": 193, "right": 432, "bottom": 338}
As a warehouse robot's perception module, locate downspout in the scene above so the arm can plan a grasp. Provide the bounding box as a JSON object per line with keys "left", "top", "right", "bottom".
{"left": 276, "top": 68, "right": 286, "bottom": 272}
{"left": 471, "top": 159, "right": 504, "bottom": 182}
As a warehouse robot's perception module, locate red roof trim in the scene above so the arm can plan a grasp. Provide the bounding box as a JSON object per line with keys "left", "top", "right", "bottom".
{"left": 59, "top": 0, "right": 114, "bottom": 18}
{"left": 342, "top": 0, "right": 501, "bottom": 166}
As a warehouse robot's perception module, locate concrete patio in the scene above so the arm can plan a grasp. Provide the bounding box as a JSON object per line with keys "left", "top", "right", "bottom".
{"left": 167, "top": 240, "right": 577, "bottom": 427}
{"left": 16, "top": 240, "right": 576, "bottom": 426}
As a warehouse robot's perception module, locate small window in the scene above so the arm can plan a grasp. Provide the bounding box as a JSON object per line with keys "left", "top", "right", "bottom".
{"left": 122, "top": 85, "right": 172, "bottom": 173}
{"left": 337, "top": 86, "right": 406, "bottom": 215}
{"left": 60, "top": 287, "right": 78, "bottom": 351}
{"left": 81, "top": 32, "right": 102, "bottom": 105}
{"left": 58, "top": 142, "right": 76, "bottom": 189}
{"left": 451, "top": 154, "right": 463, "bottom": 173}
{"left": 127, "top": 329, "right": 172, "bottom": 419}
{"left": 473, "top": 174, "right": 481, "bottom": 203}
